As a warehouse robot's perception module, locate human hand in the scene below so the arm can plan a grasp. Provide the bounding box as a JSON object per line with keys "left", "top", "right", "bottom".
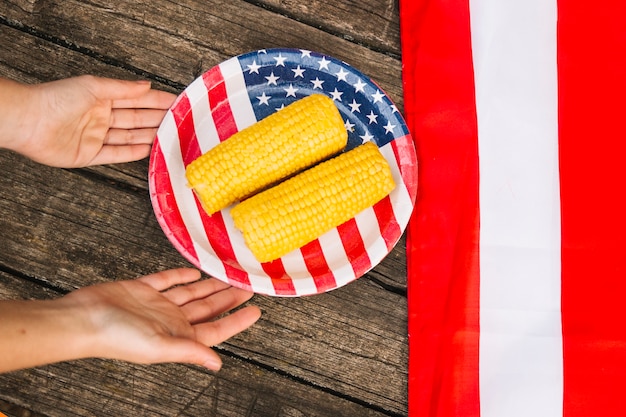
{"left": 64, "top": 268, "right": 261, "bottom": 370}
{"left": 0, "top": 75, "right": 176, "bottom": 167}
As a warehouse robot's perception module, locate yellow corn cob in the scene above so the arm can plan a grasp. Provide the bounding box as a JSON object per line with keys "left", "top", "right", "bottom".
{"left": 185, "top": 94, "right": 347, "bottom": 215}
{"left": 230, "top": 141, "right": 395, "bottom": 263}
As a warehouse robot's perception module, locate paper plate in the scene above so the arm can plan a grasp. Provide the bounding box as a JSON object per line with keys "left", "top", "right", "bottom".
{"left": 148, "top": 48, "right": 417, "bottom": 296}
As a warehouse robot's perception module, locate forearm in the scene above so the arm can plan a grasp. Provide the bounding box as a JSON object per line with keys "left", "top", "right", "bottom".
{"left": 0, "top": 298, "right": 95, "bottom": 372}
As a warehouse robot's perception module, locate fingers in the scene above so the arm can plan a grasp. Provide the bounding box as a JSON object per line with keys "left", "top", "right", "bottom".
{"left": 80, "top": 75, "right": 176, "bottom": 110}
{"left": 87, "top": 143, "right": 153, "bottom": 166}
{"left": 88, "top": 125, "right": 159, "bottom": 166}
{"left": 113, "top": 88, "right": 177, "bottom": 110}
{"left": 104, "top": 127, "right": 158, "bottom": 146}
{"left": 181, "top": 286, "right": 256, "bottom": 324}
{"left": 109, "top": 108, "right": 169, "bottom": 130}
{"left": 153, "top": 305, "right": 262, "bottom": 370}
{"left": 151, "top": 337, "right": 223, "bottom": 371}
{"left": 81, "top": 75, "right": 152, "bottom": 101}
{"left": 164, "top": 278, "right": 232, "bottom": 306}
{"left": 193, "top": 305, "right": 262, "bottom": 347}
{"left": 137, "top": 268, "right": 202, "bottom": 292}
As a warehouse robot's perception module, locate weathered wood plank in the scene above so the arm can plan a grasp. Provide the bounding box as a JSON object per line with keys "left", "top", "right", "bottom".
{"left": 0, "top": 20, "right": 177, "bottom": 90}
{"left": 0, "top": 146, "right": 407, "bottom": 414}
{"left": 0, "top": 399, "right": 46, "bottom": 417}
{"left": 0, "top": 0, "right": 404, "bottom": 111}
{"left": 1, "top": 360, "right": 395, "bottom": 417}
{"left": 248, "top": 0, "right": 401, "bottom": 56}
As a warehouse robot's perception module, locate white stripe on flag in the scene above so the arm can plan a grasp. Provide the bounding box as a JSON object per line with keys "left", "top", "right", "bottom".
{"left": 186, "top": 76, "right": 220, "bottom": 154}
{"left": 469, "top": 1, "right": 563, "bottom": 416}
{"left": 220, "top": 57, "right": 258, "bottom": 130}
{"left": 318, "top": 228, "right": 355, "bottom": 288}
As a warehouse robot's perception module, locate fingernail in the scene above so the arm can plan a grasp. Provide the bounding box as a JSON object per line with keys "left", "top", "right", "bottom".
{"left": 204, "top": 357, "right": 222, "bottom": 371}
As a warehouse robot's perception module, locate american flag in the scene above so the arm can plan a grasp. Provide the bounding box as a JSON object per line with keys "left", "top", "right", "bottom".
{"left": 403, "top": 0, "right": 626, "bottom": 416}
{"left": 149, "top": 48, "right": 417, "bottom": 297}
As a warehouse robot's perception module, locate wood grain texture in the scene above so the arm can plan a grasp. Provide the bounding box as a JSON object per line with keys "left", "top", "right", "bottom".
{"left": 0, "top": 1, "right": 409, "bottom": 415}
{"left": 249, "top": 0, "right": 401, "bottom": 56}
{"left": 1, "top": 0, "right": 404, "bottom": 111}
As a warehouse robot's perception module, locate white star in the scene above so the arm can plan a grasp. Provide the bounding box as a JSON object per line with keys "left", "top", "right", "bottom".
{"left": 275, "top": 103, "right": 286, "bottom": 111}
{"left": 329, "top": 88, "right": 343, "bottom": 101}
{"left": 384, "top": 120, "right": 396, "bottom": 134}
{"left": 256, "top": 92, "right": 271, "bottom": 105}
{"left": 353, "top": 79, "right": 367, "bottom": 93}
{"left": 292, "top": 65, "right": 305, "bottom": 78}
{"left": 372, "top": 90, "right": 385, "bottom": 103}
{"left": 360, "top": 131, "right": 374, "bottom": 142}
{"left": 300, "top": 50, "right": 312, "bottom": 58}
{"left": 344, "top": 119, "right": 355, "bottom": 132}
{"left": 348, "top": 99, "right": 361, "bottom": 113}
{"left": 335, "top": 68, "right": 349, "bottom": 82}
{"left": 311, "top": 77, "right": 324, "bottom": 89}
{"left": 284, "top": 84, "right": 298, "bottom": 97}
{"left": 366, "top": 110, "right": 378, "bottom": 124}
{"left": 265, "top": 72, "right": 279, "bottom": 85}
{"left": 274, "top": 53, "right": 287, "bottom": 66}
{"left": 258, "top": 49, "right": 267, "bottom": 54}
{"left": 318, "top": 56, "right": 331, "bottom": 71}
{"left": 391, "top": 104, "right": 399, "bottom": 113}
{"left": 247, "top": 60, "right": 261, "bottom": 74}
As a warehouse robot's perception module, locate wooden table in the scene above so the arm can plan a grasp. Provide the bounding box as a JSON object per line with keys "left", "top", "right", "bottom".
{"left": 0, "top": 1, "right": 408, "bottom": 415}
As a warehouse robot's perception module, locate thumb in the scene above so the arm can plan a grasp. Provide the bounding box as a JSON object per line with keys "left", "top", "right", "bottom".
{"left": 154, "top": 337, "right": 223, "bottom": 371}
{"left": 80, "top": 75, "right": 152, "bottom": 101}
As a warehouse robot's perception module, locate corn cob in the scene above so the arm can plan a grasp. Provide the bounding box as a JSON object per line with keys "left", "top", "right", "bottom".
{"left": 185, "top": 94, "right": 347, "bottom": 215}
{"left": 230, "top": 141, "right": 395, "bottom": 263}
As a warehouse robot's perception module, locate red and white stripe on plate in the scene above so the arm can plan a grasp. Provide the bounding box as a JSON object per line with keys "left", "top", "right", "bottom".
{"left": 150, "top": 56, "right": 415, "bottom": 297}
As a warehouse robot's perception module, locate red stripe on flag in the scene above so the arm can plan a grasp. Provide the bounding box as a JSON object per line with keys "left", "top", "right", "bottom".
{"left": 197, "top": 210, "right": 252, "bottom": 291}
{"left": 262, "top": 259, "right": 289, "bottom": 279}
{"left": 170, "top": 92, "right": 200, "bottom": 163}
{"left": 558, "top": 2, "right": 626, "bottom": 416}
{"left": 401, "top": 0, "right": 480, "bottom": 416}
{"left": 203, "top": 67, "right": 238, "bottom": 140}
{"left": 337, "top": 219, "right": 371, "bottom": 277}
{"left": 372, "top": 196, "right": 400, "bottom": 252}
{"left": 149, "top": 140, "right": 199, "bottom": 264}
{"left": 172, "top": 89, "right": 251, "bottom": 290}
{"left": 263, "top": 258, "right": 298, "bottom": 296}
{"left": 270, "top": 277, "right": 297, "bottom": 296}
{"left": 390, "top": 135, "right": 418, "bottom": 203}
{"left": 300, "top": 240, "right": 337, "bottom": 293}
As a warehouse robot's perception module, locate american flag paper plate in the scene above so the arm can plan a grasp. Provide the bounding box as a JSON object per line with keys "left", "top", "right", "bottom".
{"left": 148, "top": 48, "right": 417, "bottom": 296}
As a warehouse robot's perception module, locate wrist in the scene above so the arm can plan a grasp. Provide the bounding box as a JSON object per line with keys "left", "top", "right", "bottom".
{"left": 0, "top": 297, "right": 98, "bottom": 372}
{"left": 51, "top": 296, "right": 102, "bottom": 360}
{"left": 0, "top": 78, "right": 37, "bottom": 152}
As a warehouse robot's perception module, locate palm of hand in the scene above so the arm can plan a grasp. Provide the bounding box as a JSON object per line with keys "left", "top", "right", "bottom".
{"left": 16, "top": 75, "right": 175, "bottom": 167}
{"left": 34, "top": 83, "right": 113, "bottom": 167}
{"left": 64, "top": 268, "right": 260, "bottom": 370}
{"left": 76, "top": 279, "right": 195, "bottom": 359}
